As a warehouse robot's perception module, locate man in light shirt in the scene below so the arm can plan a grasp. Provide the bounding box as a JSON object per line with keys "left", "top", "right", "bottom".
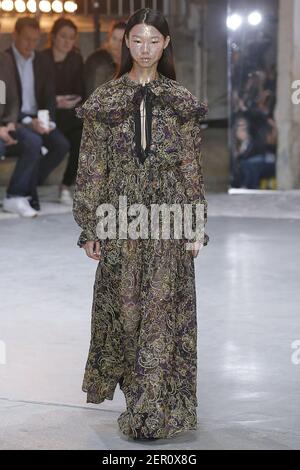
{"left": 0, "top": 29, "right": 39, "bottom": 217}
{"left": 2, "top": 16, "right": 70, "bottom": 217}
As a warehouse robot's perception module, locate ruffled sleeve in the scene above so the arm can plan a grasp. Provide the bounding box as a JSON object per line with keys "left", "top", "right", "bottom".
{"left": 178, "top": 111, "right": 209, "bottom": 247}
{"left": 72, "top": 105, "right": 109, "bottom": 248}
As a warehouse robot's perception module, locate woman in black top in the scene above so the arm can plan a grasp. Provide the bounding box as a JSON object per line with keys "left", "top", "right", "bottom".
{"left": 42, "top": 18, "right": 85, "bottom": 204}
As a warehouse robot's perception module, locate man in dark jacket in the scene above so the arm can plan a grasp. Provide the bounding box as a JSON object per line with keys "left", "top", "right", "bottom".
{"left": 0, "top": 51, "right": 19, "bottom": 160}
{"left": 0, "top": 50, "right": 39, "bottom": 217}
{"left": 0, "top": 52, "right": 19, "bottom": 125}
{"left": 3, "top": 16, "right": 69, "bottom": 214}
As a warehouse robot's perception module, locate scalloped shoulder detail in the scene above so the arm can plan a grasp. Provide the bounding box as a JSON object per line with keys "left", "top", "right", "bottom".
{"left": 76, "top": 74, "right": 208, "bottom": 124}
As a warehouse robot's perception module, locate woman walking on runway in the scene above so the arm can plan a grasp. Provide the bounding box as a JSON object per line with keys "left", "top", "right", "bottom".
{"left": 73, "top": 8, "right": 209, "bottom": 441}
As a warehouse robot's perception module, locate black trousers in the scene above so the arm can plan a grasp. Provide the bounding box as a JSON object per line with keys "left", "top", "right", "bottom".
{"left": 56, "top": 109, "right": 83, "bottom": 187}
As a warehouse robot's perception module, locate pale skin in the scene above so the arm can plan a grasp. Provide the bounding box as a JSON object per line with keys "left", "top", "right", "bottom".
{"left": 83, "top": 23, "right": 202, "bottom": 260}
{"left": 13, "top": 26, "right": 52, "bottom": 135}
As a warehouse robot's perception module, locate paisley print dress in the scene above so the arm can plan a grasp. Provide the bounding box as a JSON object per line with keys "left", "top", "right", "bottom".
{"left": 73, "top": 71, "right": 209, "bottom": 440}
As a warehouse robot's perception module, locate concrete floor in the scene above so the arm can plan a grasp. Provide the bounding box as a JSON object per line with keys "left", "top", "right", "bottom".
{"left": 0, "top": 190, "right": 300, "bottom": 449}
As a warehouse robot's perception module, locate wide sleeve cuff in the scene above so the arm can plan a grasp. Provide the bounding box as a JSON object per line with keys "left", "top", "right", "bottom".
{"left": 77, "top": 230, "right": 99, "bottom": 248}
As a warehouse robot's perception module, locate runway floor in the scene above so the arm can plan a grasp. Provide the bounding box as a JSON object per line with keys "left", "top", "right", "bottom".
{"left": 0, "top": 191, "right": 299, "bottom": 450}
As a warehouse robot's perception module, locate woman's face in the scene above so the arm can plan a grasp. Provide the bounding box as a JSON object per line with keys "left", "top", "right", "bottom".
{"left": 108, "top": 27, "right": 124, "bottom": 63}
{"left": 125, "top": 23, "right": 170, "bottom": 69}
{"left": 53, "top": 26, "right": 77, "bottom": 54}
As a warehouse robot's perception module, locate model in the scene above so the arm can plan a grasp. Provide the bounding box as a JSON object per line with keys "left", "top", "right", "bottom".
{"left": 73, "top": 8, "right": 209, "bottom": 441}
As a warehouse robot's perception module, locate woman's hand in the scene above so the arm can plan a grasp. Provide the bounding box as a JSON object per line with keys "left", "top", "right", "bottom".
{"left": 83, "top": 241, "right": 101, "bottom": 261}
{"left": 56, "top": 95, "right": 82, "bottom": 109}
{"left": 191, "top": 240, "right": 203, "bottom": 258}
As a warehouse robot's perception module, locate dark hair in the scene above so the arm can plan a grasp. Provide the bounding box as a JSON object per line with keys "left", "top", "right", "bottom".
{"left": 112, "top": 21, "right": 127, "bottom": 32}
{"left": 114, "top": 8, "right": 176, "bottom": 81}
{"left": 15, "top": 17, "right": 40, "bottom": 34}
{"left": 50, "top": 18, "right": 78, "bottom": 37}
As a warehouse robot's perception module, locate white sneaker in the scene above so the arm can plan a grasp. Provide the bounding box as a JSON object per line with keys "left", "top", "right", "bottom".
{"left": 59, "top": 188, "right": 73, "bottom": 205}
{"left": 2, "top": 197, "right": 38, "bottom": 218}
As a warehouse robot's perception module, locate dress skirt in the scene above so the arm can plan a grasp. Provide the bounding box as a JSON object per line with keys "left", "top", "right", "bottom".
{"left": 82, "top": 237, "right": 198, "bottom": 440}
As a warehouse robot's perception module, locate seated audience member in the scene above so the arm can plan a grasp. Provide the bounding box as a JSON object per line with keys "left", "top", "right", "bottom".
{"left": 1, "top": 50, "right": 39, "bottom": 217}
{"left": 42, "top": 18, "right": 84, "bottom": 205}
{"left": 4, "top": 16, "right": 70, "bottom": 214}
{"left": 233, "top": 116, "right": 276, "bottom": 189}
{"left": 84, "top": 21, "right": 126, "bottom": 97}
{"left": 0, "top": 51, "right": 19, "bottom": 159}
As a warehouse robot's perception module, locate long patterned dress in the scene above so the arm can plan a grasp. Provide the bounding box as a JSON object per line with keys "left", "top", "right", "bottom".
{"left": 73, "top": 71, "right": 209, "bottom": 440}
